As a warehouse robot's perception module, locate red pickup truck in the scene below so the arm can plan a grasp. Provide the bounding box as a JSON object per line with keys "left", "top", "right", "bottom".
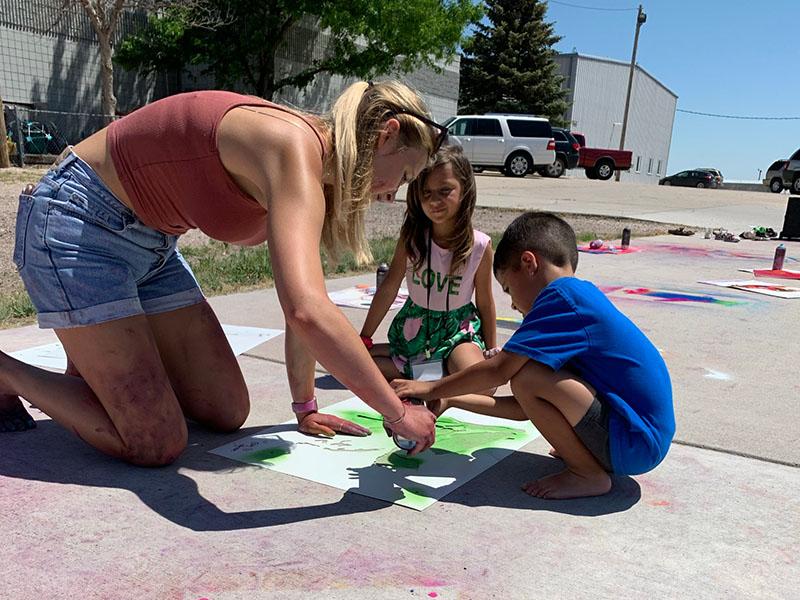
{"left": 571, "top": 132, "right": 633, "bottom": 181}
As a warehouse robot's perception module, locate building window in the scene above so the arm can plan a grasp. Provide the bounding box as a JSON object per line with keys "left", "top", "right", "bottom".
{"left": 657, "top": 159, "right": 662, "bottom": 175}
{"left": 647, "top": 158, "right": 653, "bottom": 174}
{"left": 635, "top": 156, "right": 641, "bottom": 173}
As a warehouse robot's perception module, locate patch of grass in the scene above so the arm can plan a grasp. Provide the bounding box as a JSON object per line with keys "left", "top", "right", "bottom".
{"left": 179, "top": 236, "right": 404, "bottom": 294}
{"left": 0, "top": 290, "right": 36, "bottom": 328}
{"left": 0, "top": 167, "right": 48, "bottom": 185}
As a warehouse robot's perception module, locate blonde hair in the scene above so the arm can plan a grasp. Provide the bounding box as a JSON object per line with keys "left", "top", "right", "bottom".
{"left": 321, "top": 80, "right": 440, "bottom": 264}
{"left": 402, "top": 145, "right": 477, "bottom": 277}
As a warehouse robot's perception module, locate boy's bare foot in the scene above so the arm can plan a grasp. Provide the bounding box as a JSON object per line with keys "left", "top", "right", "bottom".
{"left": 548, "top": 447, "right": 561, "bottom": 459}
{"left": 522, "top": 468, "right": 611, "bottom": 499}
{"left": 0, "top": 394, "right": 36, "bottom": 432}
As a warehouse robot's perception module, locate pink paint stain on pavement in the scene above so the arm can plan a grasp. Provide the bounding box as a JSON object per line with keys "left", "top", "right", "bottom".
{"left": 598, "top": 285, "right": 744, "bottom": 306}
{"left": 646, "top": 243, "right": 788, "bottom": 261}
{"left": 419, "top": 577, "right": 447, "bottom": 587}
{"left": 428, "top": 593, "right": 439, "bottom": 598}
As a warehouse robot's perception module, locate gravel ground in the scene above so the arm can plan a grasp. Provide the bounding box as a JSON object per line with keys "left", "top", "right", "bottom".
{"left": 0, "top": 168, "right": 684, "bottom": 298}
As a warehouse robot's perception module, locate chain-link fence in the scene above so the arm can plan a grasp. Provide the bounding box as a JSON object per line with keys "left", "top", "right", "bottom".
{"left": 4, "top": 104, "right": 116, "bottom": 166}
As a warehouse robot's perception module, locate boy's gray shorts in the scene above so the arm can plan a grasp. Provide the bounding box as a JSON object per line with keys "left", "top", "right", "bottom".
{"left": 573, "top": 397, "right": 613, "bottom": 472}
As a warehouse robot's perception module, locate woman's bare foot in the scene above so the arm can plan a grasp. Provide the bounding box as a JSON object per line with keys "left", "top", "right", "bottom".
{"left": 0, "top": 394, "right": 35, "bottom": 432}
{"left": 522, "top": 468, "right": 611, "bottom": 499}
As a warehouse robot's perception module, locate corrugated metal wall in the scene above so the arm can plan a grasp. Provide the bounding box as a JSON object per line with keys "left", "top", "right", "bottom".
{"left": 0, "top": 2, "right": 458, "bottom": 137}
{"left": 555, "top": 53, "right": 677, "bottom": 184}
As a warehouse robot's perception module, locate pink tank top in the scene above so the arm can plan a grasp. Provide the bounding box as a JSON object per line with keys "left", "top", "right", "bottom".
{"left": 405, "top": 230, "right": 490, "bottom": 311}
{"left": 107, "top": 91, "right": 325, "bottom": 245}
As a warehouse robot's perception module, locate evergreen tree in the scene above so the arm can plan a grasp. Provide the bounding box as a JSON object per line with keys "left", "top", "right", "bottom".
{"left": 459, "top": 0, "right": 569, "bottom": 124}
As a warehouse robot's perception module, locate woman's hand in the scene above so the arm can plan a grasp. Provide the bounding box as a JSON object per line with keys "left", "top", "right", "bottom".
{"left": 385, "top": 401, "right": 436, "bottom": 455}
{"left": 298, "top": 412, "right": 371, "bottom": 437}
{"left": 390, "top": 378, "right": 435, "bottom": 401}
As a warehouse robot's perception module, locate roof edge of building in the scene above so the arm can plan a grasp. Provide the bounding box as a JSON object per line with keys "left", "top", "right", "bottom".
{"left": 558, "top": 52, "right": 678, "bottom": 100}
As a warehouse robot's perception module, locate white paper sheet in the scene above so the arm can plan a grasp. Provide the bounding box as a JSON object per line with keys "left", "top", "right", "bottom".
{"left": 211, "top": 396, "right": 540, "bottom": 511}
{"left": 699, "top": 279, "right": 800, "bottom": 299}
{"left": 9, "top": 324, "right": 283, "bottom": 371}
{"left": 328, "top": 285, "right": 408, "bottom": 310}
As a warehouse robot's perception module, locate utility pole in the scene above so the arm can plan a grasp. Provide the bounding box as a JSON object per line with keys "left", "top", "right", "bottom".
{"left": 616, "top": 4, "right": 646, "bottom": 182}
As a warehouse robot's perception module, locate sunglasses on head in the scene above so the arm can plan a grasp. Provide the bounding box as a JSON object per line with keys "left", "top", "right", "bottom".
{"left": 389, "top": 110, "right": 449, "bottom": 155}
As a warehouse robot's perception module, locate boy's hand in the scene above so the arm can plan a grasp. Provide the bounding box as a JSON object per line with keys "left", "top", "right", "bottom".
{"left": 390, "top": 378, "right": 435, "bottom": 401}
{"left": 483, "top": 346, "right": 501, "bottom": 359}
{"left": 299, "top": 412, "right": 371, "bottom": 437}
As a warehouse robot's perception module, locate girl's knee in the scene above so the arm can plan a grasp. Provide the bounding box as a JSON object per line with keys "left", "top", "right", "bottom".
{"left": 122, "top": 423, "right": 188, "bottom": 467}
{"left": 194, "top": 385, "right": 250, "bottom": 432}
{"left": 211, "top": 391, "right": 250, "bottom": 432}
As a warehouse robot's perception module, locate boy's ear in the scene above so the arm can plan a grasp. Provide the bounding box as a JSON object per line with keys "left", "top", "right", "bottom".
{"left": 520, "top": 250, "right": 538, "bottom": 276}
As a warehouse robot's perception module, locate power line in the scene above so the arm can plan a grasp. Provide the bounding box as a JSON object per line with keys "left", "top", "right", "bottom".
{"left": 677, "top": 108, "right": 800, "bottom": 121}
{"left": 548, "top": 0, "right": 637, "bottom": 12}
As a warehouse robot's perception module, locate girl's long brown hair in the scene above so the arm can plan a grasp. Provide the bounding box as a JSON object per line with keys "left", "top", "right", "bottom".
{"left": 401, "top": 144, "right": 477, "bottom": 276}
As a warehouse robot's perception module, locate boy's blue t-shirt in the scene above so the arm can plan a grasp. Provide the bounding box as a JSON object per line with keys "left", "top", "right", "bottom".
{"left": 504, "top": 277, "right": 675, "bottom": 475}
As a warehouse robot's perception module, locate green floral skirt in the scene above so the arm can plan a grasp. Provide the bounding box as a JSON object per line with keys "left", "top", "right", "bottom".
{"left": 388, "top": 299, "right": 485, "bottom": 378}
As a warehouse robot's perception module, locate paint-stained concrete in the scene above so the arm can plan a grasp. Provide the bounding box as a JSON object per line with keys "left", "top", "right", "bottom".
{"left": 2, "top": 232, "right": 798, "bottom": 598}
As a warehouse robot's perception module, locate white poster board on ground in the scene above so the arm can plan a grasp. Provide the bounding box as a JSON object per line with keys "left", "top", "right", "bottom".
{"left": 9, "top": 325, "right": 283, "bottom": 371}
{"left": 211, "top": 396, "right": 540, "bottom": 511}
{"left": 699, "top": 279, "right": 800, "bottom": 299}
{"left": 328, "top": 285, "right": 408, "bottom": 310}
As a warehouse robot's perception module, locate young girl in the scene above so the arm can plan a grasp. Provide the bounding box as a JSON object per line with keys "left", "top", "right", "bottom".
{"left": 360, "top": 145, "right": 497, "bottom": 390}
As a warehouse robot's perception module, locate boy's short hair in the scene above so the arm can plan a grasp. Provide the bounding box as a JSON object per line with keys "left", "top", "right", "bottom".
{"left": 493, "top": 212, "right": 579, "bottom": 274}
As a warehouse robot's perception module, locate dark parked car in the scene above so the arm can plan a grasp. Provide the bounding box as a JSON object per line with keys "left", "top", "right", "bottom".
{"left": 763, "top": 149, "right": 800, "bottom": 193}
{"left": 537, "top": 127, "right": 580, "bottom": 178}
{"left": 764, "top": 160, "right": 789, "bottom": 193}
{"left": 697, "top": 168, "right": 723, "bottom": 186}
{"left": 659, "top": 170, "right": 717, "bottom": 188}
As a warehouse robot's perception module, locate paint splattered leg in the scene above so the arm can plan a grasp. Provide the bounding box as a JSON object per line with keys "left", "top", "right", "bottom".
{"left": 0, "top": 394, "right": 35, "bottom": 432}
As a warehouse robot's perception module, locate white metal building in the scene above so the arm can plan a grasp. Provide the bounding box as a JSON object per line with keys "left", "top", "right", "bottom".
{"left": 554, "top": 52, "right": 678, "bottom": 184}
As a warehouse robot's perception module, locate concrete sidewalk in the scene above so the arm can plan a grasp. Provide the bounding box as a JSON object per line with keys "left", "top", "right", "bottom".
{"left": 2, "top": 234, "right": 798, "bottom": 599}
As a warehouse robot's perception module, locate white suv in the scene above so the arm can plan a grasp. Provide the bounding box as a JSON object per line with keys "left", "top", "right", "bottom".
{"left": 444, "top": 114, "right": 555, "bottom": 177}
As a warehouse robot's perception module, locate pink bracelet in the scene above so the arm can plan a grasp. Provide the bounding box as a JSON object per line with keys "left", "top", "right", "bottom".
{"left": 360, "top": 335, "right": 374, "bottom": 349}
{"left": 291, "top": 397, "right": 318, "bottom": 414}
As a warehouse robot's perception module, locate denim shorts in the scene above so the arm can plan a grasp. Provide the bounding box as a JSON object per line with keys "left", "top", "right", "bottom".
{"left": 13, "top": 151, "right": 205, "bottom": 329}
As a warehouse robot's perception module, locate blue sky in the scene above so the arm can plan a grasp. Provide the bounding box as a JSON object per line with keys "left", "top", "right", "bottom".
{"left": 518, "top": 0, "right": 800, "bottom": 181}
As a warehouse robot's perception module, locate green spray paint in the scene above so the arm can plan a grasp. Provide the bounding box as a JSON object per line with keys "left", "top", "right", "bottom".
{"left": 334, "top": 407, "right": 529, "bottom": 459}
{"left": 245, "top": 447, "right": 290, "bottom": 464}
{"left": 431, "top": 416, "right": 528, "bottom": 456}
{"left": 335, "top": 410, "right": 389, "bottom": 435}
{"left": 382, "top": 452, "right": 423, "bottom": 469}
{"left": 401, "top": 486, "right": 434, "bottom": 509}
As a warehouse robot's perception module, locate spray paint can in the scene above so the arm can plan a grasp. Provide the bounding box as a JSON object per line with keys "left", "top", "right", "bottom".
{"left": 621, "top": 227, "right": 631, "bottom": 249}
{"left": 391, "top": 399, "right": 424, "bottom": 451}
{"left": 772, "top": 244, "right": 786, "bottom": 271}
{"left": 376, "top": 263, "right": 389, "bottom": 289}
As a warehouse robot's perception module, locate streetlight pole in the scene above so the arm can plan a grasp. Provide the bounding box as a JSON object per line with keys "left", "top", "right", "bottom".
{"left": 615, "top": 4, "right": 646, "bottom": 182}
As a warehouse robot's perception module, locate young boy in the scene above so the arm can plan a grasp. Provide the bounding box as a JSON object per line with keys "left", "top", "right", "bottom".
{"left": 391, "top": 212, "right": 675, "bottom": 499}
